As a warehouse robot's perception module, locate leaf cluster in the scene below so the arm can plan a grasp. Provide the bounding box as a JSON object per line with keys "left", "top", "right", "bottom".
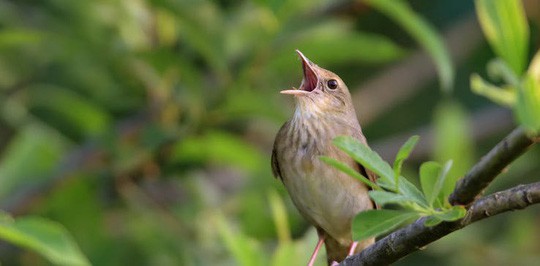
{"left": 471, "top": 0, "right": 540, "bottom": 134}
{"left": 323, "top": 136, "right": 466, "bottom": 240}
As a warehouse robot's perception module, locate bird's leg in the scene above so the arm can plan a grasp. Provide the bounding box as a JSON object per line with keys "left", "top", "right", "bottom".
{"left": 347, "top": 241, "right": 359, "bottom": 256}
{"left": 307, "top": 235, "right": 325, "bottom": 266}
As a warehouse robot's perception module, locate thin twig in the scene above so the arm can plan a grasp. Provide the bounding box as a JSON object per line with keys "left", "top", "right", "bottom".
{"left": 449, "top": 127, "right": 536, "bottom": 205}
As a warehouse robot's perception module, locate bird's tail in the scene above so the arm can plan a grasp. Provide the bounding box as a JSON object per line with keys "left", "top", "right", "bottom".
{"left": 324, "top": 236, "right": 374, "bottom": 265}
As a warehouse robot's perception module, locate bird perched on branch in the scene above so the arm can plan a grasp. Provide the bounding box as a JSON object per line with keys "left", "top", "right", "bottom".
{"left": 271, "top": 50, "right": 377, "bottom": 265}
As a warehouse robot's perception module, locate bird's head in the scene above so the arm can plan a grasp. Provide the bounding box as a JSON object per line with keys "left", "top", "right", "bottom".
{"left": 281, "top": 50, "right": 355, "bottom": 118}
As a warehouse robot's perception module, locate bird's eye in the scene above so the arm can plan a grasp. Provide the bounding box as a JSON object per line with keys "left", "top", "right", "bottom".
{"left": 327, "top": 79, "right": 338, "bottom": 90}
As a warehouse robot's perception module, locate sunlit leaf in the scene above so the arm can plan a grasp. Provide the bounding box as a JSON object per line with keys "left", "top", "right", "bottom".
{"left": 0, "top": 29, "right": 44, "bottom": 49}
{"left": 268, "top": 190, "right": 291, "bottom": 244}
{"left": 368, "top": 190, "right": 414, "bottom": 207}
{"left": 393, "top": 135, "right": 419, "bottom": 182}
{"left": 434, "top": 205, "right": 467, "bottom": 222}
{"left": 423, "top": 216, "right": 442, "bottom": 227}
{"left": 333, "top": 136, "right": 394, "bottom": 183}
{"left": 216, "top": 214, "right": 265, "bottom": 266}
{"left": 516, "top": 50, "right": 540, "bottom": 134}
{"left": 320, "top": 156, "right": 379, "bottom": 190}
{"left": 424, "top": 206, "right": 466, "bottom": 227}
{"left": 475, "top": 0, "right": 529, "bottom": 76}
{"left": 487, "top": 59, "right": 520, "bottom": 86}
{"left": 271, "top": 228, "right": 320, "bottom": 266}
{"left": 271, "top": 242, "right": 299, "bottom": 266}
{"left": 333, "top": 136, "right": 427, "bottom": 206}
{"left": 0, "top": 216, "right": 90, "bottom": 266}
{"left": 470, "top": 74, "right": 516, "bottom": 107}
{"left": 529, "top": 50, "right": 540, "bottom": 81}
{"left": 365, "top": 0, "right": 454, "bottom": 92}
{"left": 352, "top": 210, "right": 418, "bottom": 240}
{"left": 516, "top": 74, "right": 540, "bottom": 134}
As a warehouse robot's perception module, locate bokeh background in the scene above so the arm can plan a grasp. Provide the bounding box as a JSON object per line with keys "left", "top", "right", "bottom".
{"left": 0, "top": 0, "right": 539, "bottom": 265}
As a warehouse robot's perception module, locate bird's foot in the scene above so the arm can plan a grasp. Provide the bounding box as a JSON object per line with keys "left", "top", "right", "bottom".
{"left": 347, "top": 241, "right": 359, "bottom": 256}
{"left": 307, "top": 235, "right": 325, "bottom": 266}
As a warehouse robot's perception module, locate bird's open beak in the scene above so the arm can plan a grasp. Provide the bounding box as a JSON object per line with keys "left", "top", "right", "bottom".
{"left": 280, "top": 50, "right": 318, "bottom": 96}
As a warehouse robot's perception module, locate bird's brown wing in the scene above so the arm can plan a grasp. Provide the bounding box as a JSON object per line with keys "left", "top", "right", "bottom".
{"left": 356, "top": 162, "right": 379, "bottom": 209}
{"left": 271, "top": 146, "right": 283, "bottom": 181}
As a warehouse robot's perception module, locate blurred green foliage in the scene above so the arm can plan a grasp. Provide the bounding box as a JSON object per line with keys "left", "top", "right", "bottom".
{"left": 473, "top": 0, "right": 540, "bottom": 134}
{"left": 0, "top": 0, "right": 539, "bottom": 265}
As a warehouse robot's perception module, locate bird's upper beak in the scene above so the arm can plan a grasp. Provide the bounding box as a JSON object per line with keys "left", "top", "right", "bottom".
{"left": 281, "top": 50, "right": 318, "bottom": 96}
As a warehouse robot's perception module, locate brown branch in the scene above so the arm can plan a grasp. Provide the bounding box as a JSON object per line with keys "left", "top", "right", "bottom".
{"left": 449, "top": 127, "right": 537, "bottom": 205}
{"left": 341, "top": 182, "right": 540, "bottom": 266}
{"left": 340, "top": 127, "right": 539, "bottom": 265}
{"left": 464, "top": 182, "right": 540, "bottom": 223}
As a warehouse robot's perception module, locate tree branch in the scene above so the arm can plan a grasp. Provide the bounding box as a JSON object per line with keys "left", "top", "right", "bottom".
{"left": 449, "top": 127, "right": 537, "bottom": 206}
{"left": 464, "top": 182, "right": 540, "bottom": 223}
{"left": 340, "top": 127, "right": 539, "bottom": 265}
{"left": 341, "top": 182, "right": 540, "bottom": 266}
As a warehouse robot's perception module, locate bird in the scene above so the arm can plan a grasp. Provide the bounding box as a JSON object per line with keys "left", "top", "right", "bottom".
{"left": 271, "top": 50, "right": 377, "bottom": 265}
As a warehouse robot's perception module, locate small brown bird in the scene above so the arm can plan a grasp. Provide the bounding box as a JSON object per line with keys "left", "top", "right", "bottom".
{"left": 271, "top": 50, "right": 377, "bottom": 265}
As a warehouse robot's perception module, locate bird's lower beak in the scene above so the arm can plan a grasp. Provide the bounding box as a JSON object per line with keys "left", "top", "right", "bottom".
{"left": 280, "top": 88, "right": 310, "bottom": 95}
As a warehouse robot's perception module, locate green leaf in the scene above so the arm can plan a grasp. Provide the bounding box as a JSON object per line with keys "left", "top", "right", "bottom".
{"left": 436, "top": 161, "right": 454, "bottom": 205}
{"left": 393, "top": 135, "right": 419, "bottom": 185}
{"left": 419, "top": 161, "right": 452, "bottom": 208}
{"left": 0, "top": 125, "right": 68, "bottom": 200}
{"left": 475, "top": 0, "right": 529, "bottom": 76}
{"left": 423, "top": 206, "right": 466, "bottom": 227}
{"left": 433, "top": 101, "right": 475, "bottom": 200}
{"left": 170, "top": 131, "right": 265, "bottom": 173}
{"left": 332, "top": 134, "right": 429, "bottom": 207}
{"left": 365, "top": 0, "right": 454, "bottom": 92}
{"left": 28, "top": 85, "right": 112, "bottom": 138}
{"left": 433, "top": 206, "right": 467, "bottom": 222}
{"left": 271, "top": 229, "right": 318, "bottom": 266}
{"left": 352, "top": 210, "right": 418, "bottom": 240}
{"left": 529, "top": 50, "right": 540, "bottom": 81}
{"left": 331, "top": 138, "right": 427, "bottom": 206}
{"left": 397, "top": 176, "right": 430, "bottom": 208}
{"left": 268, "top": 190, "right": 291, "bottom": 244}
{"left": 320, "top": 156, "right": 379, "bottom": 190}
{"left": 516, "top": 74, "right": 540, "bottom": 134}
{"left": 294, "top": 30, "right": 407, "bottom": 64}
{"left": 333, "top": 136, "right": 394, "bottom": 184}
{"left": 368, "top": 190, "right": 414, "bottom": 207}
{"left": 216, "top": 214, "right": 265, "bottom": 266}
{"left": 270, "top": 242, "right": 299, "bottom": 266}
{"left": 423, "top": 216, "right": 442, "bottom": 227}
{"left": 0, "top": 216, "right": 90, "bottom": 266}
{"left": 470, "top": 73, "right": 516, "bottom": 107}
{"left": 268, "top": 21, "right": 407, "bottom": 77}
{"left": 487, "top": 59, "right": 520, "bottom": 87}
{"left": 0, "top": 29, "right": 44, "bottom": 49}
{"left": 420, "top": 161, "right": 442, "bottom": 207}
